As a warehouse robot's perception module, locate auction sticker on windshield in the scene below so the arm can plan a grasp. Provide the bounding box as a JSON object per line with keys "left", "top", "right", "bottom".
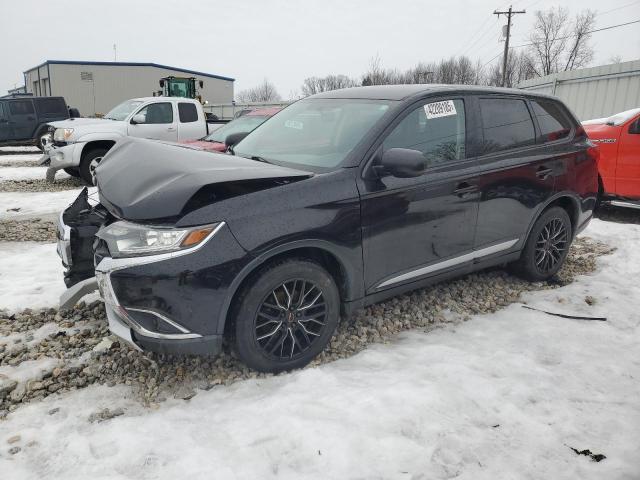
{"left": 424, "top": 100, "right": 457, "bottom": 119}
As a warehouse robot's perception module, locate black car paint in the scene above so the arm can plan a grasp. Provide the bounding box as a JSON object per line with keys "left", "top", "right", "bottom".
{"left": 61, "top": 85, "right": 598, "bottom": 355}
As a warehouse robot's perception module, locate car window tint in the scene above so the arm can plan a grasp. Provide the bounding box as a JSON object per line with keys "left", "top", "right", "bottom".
{"left": 479, "top": 97, "right": 535, "bottom": 154}
{"left": 8, "top": 100, "right": 35, "bottom": 115}
{"left": 0, "top": 103, "right": 5, "bottom": 120}
{"left": 178, "top": 103, "right": 198, "bottom": 123}
{"left": 531, "top": 99, "right": 572, "bottom": 142}
{"left": 137, "top": 103, "right": 173, "bottom": 124}
{"left": 35, "top": 98, "right": 67, "bottom": 115}
{"left": 383, "top": 99, "right": 466, "bottom": 167}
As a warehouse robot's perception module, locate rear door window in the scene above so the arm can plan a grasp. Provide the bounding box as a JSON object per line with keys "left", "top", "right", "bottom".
{"left": 8, "top": 100, "right": 35, "bottom": 115}
{"left": 136, "top": 103, "right": 174, "bottom": 124}
{"left": 479, "top": 97, "right": 535, "bottom": 154}
{"left": 178, "top": 102, "right": 198, "bottom": 123}
{"left": 530, "top": 99, "right": 572, "bottom": 142}
{"left": 35, "top": 98, "right": 67, "bottom": 115}
{"left": 383, "top": 98, "right": 466, "bottom": 168}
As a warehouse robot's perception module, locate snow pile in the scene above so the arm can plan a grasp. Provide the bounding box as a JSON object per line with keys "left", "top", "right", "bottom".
{"left": 0, "top": 188, "right": 93, "bottom": 220}
{"left": 0, "top": 219, "right": 638, "bottom": 479}
{"left": 0, "top": 242, "right": 66, "bottom": 311}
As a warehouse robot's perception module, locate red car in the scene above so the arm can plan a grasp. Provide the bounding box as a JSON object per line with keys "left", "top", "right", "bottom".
{"left": 182, "top": 107, "right": 282, "bottom": 152}
{"left": 583, "top": 108, "right": 640, "bottom": 208}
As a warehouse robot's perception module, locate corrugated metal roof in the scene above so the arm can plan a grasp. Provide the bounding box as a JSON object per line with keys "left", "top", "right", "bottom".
{"left": 24, "top": 60, "right": 234, "bottom": 82}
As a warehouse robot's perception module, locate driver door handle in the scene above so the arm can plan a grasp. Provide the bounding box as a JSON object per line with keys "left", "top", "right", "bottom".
{"left": 454, "top": 182, "right": 478, "bottom": 197}
{"left": 167, "top": 126, "right": 176, "bottom": 131}
{"left": 536, "top": 166, "right": 553, "bottom": 179}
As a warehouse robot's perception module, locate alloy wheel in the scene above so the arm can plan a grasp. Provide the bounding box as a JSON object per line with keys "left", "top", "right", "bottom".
{"left": 89, "top": 156, "right": 103, "bottom": 185}
{"left": 254, "top": 279, "right": 327, "bottom": 361}
{"left": 534, "top": 218, "right": 568, "bottom": 273}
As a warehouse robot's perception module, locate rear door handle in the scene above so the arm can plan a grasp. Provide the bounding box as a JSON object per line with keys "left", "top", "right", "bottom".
{"left": 167, "top": 126, "right": 176, "bottom": 131}
{"left": 536, "top": 166, "right": 553, "bottom": 179}
{"left": 454, "top": 182, "right": 478, "bottom": 197}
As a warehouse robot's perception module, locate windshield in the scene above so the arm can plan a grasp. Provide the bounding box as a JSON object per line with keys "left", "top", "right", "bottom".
{"left": 205, "top": 115, "right": 269, "bottom": 143}
{"left": 234, "top": 99, "right": 392, "bottom": 169}
{"left": 104, "top": 100, "right": 144, "bottom": 121}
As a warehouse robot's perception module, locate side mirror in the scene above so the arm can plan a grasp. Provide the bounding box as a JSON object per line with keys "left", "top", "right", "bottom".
{"left": 199, "top": 80, "right": 204, "bottom": 88}
{"left": 131, "top": 113, "right": 146, "bottom": 125}
{"left": 159, "top": 79, "right": 165, "bottom": 88}
{"left": 225, "top": 131, "right": 249, "bottom": 149}
{"left": 376, "top": 148, "right": 426, "bottom": 178}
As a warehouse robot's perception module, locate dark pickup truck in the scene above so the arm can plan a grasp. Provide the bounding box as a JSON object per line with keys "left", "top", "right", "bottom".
{"left": 0, "top": 96, "right": 72, "bottom": 150}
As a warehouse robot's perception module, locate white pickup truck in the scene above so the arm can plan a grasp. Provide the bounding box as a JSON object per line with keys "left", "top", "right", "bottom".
{"left": 41, "top": 97, "right": 208, "bottom": 184}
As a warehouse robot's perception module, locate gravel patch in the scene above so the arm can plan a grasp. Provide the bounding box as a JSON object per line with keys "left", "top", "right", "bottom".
{"left": 0, "top": 178, "right": 84, "bottom": 193}
{"left": 0, "top": 219, "right": 57, "bottom": 242}
{"left": 0, "top": 160, "right": 41, "bottom": 168}
{"left": 0, "top": 236, "right": 615, "bottom": 415}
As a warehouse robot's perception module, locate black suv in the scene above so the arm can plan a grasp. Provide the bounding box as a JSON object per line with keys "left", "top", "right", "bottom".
{"left": 57, "top": 85, "right": 598, "bottom": 372}
{"left": 0, "top": 96, "right": 71, "bottom": 149}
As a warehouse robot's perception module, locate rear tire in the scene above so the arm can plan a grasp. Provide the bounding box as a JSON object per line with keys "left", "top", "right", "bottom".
{"left": 512, "top": 206, "right": 572, "bottom": 282}
{"left": 79, "top": 148, "right": 108, "bottom": 185}
{"left": 232, "top": 259, "right": 340, "bottom": 373}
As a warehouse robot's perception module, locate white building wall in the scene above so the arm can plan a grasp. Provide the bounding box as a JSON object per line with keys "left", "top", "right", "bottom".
{"left": 24, "top": 63, "right": 234, "bottom": 116}
{"left": 518, "top": 60, "right": 640, "bottom": 121}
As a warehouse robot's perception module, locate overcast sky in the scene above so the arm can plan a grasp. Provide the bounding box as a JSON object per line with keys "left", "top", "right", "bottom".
{"left": 2, "top": 0, "right": 639, "bottom": 98}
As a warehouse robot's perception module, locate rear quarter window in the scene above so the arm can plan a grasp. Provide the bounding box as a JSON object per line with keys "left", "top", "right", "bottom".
{"left": 8, "top": 100, "right": 35, "bottom": 115}
{"left": 35, "top": 98, "right": 67, "bottom": 115}
{"left": 530, "top": 99, "right": 572, "bottom": 142}
{"left": 479, "top": 97, "right": 536, "bottom": 154}
{"left": 178, "top": 103, "right": 198, "bottom": 123}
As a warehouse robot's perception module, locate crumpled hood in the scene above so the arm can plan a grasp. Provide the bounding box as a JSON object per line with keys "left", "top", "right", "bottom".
{"left": 95, "top": 137, "right": 313, "bottom": 222}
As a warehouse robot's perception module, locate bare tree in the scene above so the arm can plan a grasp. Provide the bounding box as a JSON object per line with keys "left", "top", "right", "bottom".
{"left": 301, "top": 75, "right": 358, "bottom": 96}
{"left": 236, "top": 79, "right": 281, "bottom": 103}
{"left": 527, "top": 7, "right": 595, "bottom": 76}
{"left": 487, "top": 51, "right": 536, "bottom": 87}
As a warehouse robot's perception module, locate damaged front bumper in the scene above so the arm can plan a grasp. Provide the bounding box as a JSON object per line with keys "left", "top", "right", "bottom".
{"left": 41, "top": 141, "right": 82, "bottom": 182}
{"left": 56, "top": 189, "right": 226, "bottom": 356}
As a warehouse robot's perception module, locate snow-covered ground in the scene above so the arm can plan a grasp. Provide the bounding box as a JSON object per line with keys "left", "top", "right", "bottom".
{"left": 0, "top": 166, "right": 68, "bottom": 181}
{"left": 0, "top": 154, "right": 41, "bottom": 167}
{"left": 1, "top": 219, "right": 638, "bottom": 479}
{"left": 0, "top": 242, "right": 66, "bottom": 312}
{"left": 0, "top": 188, "right": 93, "bottom": 220}
{"left": 0, "top": 147, "right": 40, "bottom": 153}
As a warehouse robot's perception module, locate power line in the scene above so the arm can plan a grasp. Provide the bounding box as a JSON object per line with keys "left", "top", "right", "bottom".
{"left": 596, "top": 1, "right": 640, "bottom": 17}
{"left": 510, "top": 19, "right": 640, "bottom": 49}
{"left": 455, "top": 14, "right": 494, "bottom": 57}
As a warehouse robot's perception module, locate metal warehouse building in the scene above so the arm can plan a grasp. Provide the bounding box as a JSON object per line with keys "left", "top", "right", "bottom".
{"left": 518, "top": 59, "right": 640, "bottom": 121}
{"left": 23, "top": 60, "right": 234, "bottom": 117}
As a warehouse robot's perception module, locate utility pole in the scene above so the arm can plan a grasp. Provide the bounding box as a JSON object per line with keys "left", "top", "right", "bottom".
{"left": 494, "top": 5, "right": 525, "bottom": 87}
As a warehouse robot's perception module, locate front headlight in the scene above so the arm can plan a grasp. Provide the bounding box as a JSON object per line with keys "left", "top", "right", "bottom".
{"left": 53, "top": 128, "right": 74, "bottom": 143}
{"left": 97, "top": 221, "right": 221, "bottom": 258}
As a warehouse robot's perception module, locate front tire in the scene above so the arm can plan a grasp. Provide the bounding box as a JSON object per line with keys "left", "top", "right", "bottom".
{"left": 233, "top": 260, "right": 340, "bottom": 373}
{"left": 79, "top": 148, "right": 108, "bottom": 185}
{"left": 63, "top": 167, "right": 80, "bottom": 178}
{"left": 512, "top": 206, "right": 572, "bottom": 281}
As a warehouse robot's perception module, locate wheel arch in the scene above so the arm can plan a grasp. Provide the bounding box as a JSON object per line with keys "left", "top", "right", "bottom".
{"left": 79, "top": 139, "right": 117, "bottom": 162}
{"left": 526, "top": 193, "right": 580, "bottom": 242}
{"left": 219, "top": 240, "right": 360, "bottom": 336}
